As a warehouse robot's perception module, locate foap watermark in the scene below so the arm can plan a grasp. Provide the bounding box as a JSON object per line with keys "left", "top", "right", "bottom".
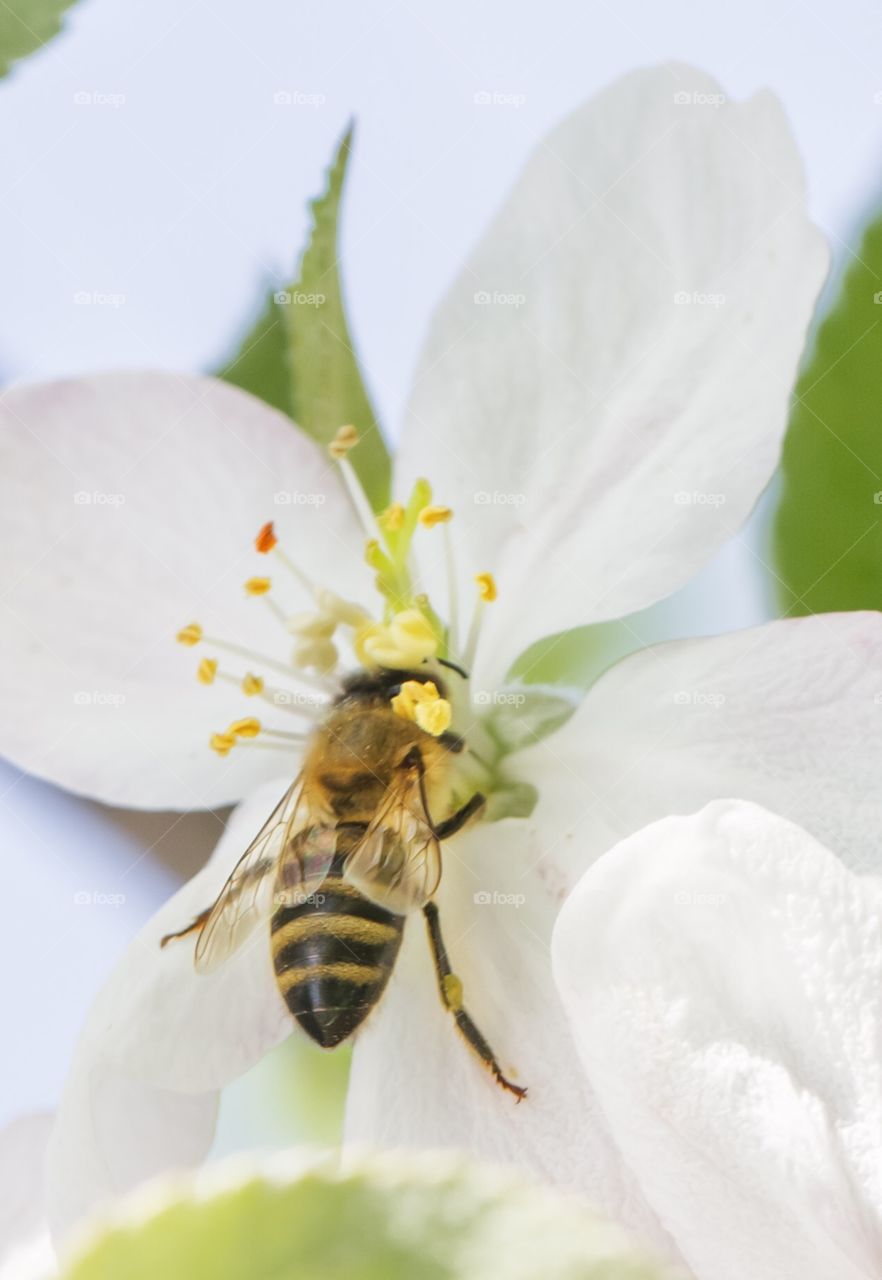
{"left": 473, "top": 890, "right": 526, "bottom": 907}
{"left": 272, "top": 689, "right": 327, "bottom": 709}
{"left": 473, "top": 90, "right": 526, "bottom": 108}
{"left": 473, "top": 490, "right": 526, "bottom": 507}
{"left": 74, "top": 490, "right": 126, "bottom": 506}
{"left": 674, "top": 490, "right": 726, "bottom": 507}
{"left": 73, "top": 691, "right": 127, "bottom": 708}
{"left": 473, "top": 690, "right": 527, "bottom": 707}
{"left": 673, "top": 889, "right": 727, "bottom": 907}
{"left": 74, "top": 290, "right": 126, "bottom": 308}
{"left": 673, "top": 90, "right": 726, "bottom": 107}
{"left": 674, "top": 290, "right": 726, "bottom": 307}
{"left": 73, "top": 90, "right": 126, "bottom": 107}
{"left": 274, "top": 289, "right": 325, "bottom": 307}
{"left": 274, "top": 491, "right": 327, "bottom": 506}
{"left": 673, "top": 690, "right": 726, "bottom": 708}
{"left": 474, "top": 289, "right": 526, "bottom": 308}
{"left": 274, "top": 889, "right": 327, "bottom": 908}
{"left": 272, "top": 90, "right": 326, "bottom": 108}
{"left": 74, "top": 890, "right": 126, "bottom": 906}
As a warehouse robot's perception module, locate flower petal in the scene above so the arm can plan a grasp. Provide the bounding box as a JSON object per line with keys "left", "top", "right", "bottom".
{"left": 0, "top": 1113, "right": 52, "bottom": 1271}
{"left": 397, "top": 66, "right": 827, "bottom": 683}
{"left": 344, "top": 818, "right": 680, "bottom": 1260}
{"left": 45, "top": 778, "right": 293, "bottom": 1245}
{"left": 553, "top": 800, "right": 882, "bottom": 1280}
{"left": 512, "top": 612, "right": 882, "bottom": 882}
{"left": 0, "top": 372, "right": 366, "bottom": 808}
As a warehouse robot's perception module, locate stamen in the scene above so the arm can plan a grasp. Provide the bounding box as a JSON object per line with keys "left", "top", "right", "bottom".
{"left": 242, "top": 673, "right": 264, "bottom": 696}
{"left": 418, "top": 505, "right": 453, "bottom": 528}
{"left": 198, "top": 632, "right": 333, "bottom": 692}
{"left": 330, "top": 426, "right": 379, "bottom": 543}
{"left": 244, "top": 577, "right": 272, "bottom": 596}
{"left": 356, "top": 609, "right": 438, "bottom": 669}
{"left": 443, "top": 525, "right": 459, "bottom": 656}
{"left": 215, "top": 669, "right": 325, "bottom": 720}
{"left": 463, "top": 574, "right": 497, "bottom": 670}
{"left": 229, "top": 717, "right": 261, "bottom": 739}
{"left": 379, "top": 503, "right": 405, "bottom": 532}
{"left": 210, "top": 732, "right": 236, "bottom": 756}
{"left": 255, "top": 522, "right": 278, "bottom": 554}
{"left": 177, "top": 623, "right": 202, "bottom": 647}
{"left": 197, "top": 658, "right": 218, "bottom": 685}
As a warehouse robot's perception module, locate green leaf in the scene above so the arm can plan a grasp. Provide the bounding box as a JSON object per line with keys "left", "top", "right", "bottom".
{"left": 507, "top": 620, "right": 622, "bottom": 691}
{"left": 482, "top": 683, "right": 580, "bottom": 754}
{"left": 217, "top": 125, "right": 391, "bottom": 511}
{"left": 0, "top": 0, "right": 77, "bottom": 77}
{"left": 61, "top": 1152, "right": 672, "bottom": 1280}
{"left": 772, "top": 212, "right": 882, "bottom": 614}
{"left": 216, "top": 289, "right": 291, "bottom": 417}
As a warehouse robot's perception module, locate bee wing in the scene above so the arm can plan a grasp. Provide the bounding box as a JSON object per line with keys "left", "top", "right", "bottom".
{"left": 194, "top": 774, "right": 334, "bottom": 974}
{"left": 343, "top": 769, "right": 441, "bottom": 914}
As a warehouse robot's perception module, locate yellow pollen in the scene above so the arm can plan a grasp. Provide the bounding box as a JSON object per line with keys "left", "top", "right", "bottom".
{"left": 241, "top": 673, "right": 265, "bottom": 697}
{"left": 210, "top": 732, "right": 235, "bottom": 756}
{"left": 177, "top": 623, "right": 202, "bottom": 647}
{"left": 357, "top": 609, "right": 439, "bottom": 669}
{"left": 329, "top": 424, "right": 359, "bottom": 459}
{"left": 379, "top": 503, "right": 405, "bottom": 532}
{"left": 244, "top": 577, "right": 272, "bottom": 596}
{"left": 197, "top": 658, "right": 218, "bottom": 685}
{"left": 475, "top": 572, "right": 497, "bottom": 603}
{"left": 415, "top": 698, "right": 452, "bottom": 737}
{"left": 390, "top": 678, "right": 440, "bottom": 721}
{"left": 229, "top": 717, "right": 261, "bottom": 739}
{"left": 419, "top": 504, "right": 453, "bottom": 528}
{"left": 442, "top": 973, "right": 464, "bottom": 1011}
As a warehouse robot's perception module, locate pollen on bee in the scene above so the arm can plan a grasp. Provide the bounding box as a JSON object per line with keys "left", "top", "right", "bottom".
{"left": 418, "top": 504, "right": 453, "bottom": 528}
{"left": 197, "top": 658, "right": 218, "bottom": 685}
{"left": 229, "top": 717, "right": 262, "bottom": 739}
{"left": 442, "top": 973, "right": 463, "bottom": 1012}
{"left": 244, "top": 576, "right": 272, "bottom": 596}
{"left": 177, "top": 622, "right": 203, "bottom": 646}
{"left": 255, "top": 521, "right": 278, "bottom": 554}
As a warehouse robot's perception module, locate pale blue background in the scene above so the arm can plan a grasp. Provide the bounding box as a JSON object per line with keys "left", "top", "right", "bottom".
{"left": 2, "top": 0, "right": 881, "bottom": 1140}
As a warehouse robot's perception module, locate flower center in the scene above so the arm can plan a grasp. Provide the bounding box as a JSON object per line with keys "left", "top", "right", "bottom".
{"left": 176, "top": 426, "right": 498, "bottom": 785}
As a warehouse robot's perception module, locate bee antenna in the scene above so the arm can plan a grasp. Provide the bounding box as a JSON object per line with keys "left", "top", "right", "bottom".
{"left": 436, "top": 657, "right": 470, "bottom": 680}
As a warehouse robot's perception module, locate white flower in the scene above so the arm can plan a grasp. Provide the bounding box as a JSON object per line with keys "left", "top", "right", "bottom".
{"left": 4, "top": 65, "right": 867, "bottom": 1276}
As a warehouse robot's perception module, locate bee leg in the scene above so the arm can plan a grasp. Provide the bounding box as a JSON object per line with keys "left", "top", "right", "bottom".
{"left": 434, "top": 792, "right": 486, "bottom": 840}
{"left": 422, "top": 900, "right": 527, "bottom": 1102}
{"left": 159, "top": 907, "right": 212, "bottom": 949}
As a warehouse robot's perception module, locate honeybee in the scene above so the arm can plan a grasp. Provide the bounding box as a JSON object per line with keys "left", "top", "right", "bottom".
{"left": 162, "top": 667, "right": 526, "bottom": 1100}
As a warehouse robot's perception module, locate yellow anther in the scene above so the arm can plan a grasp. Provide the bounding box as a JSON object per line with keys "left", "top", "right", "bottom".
{"left": 415, "top": 698, "right": 452, "bottom": 737}
{"left": 229, "top": 717, "right": 261, "bottom": 739}
{"left": 210, "top": 732, "right": 236, "bottom": 757}
{"left": 365, "top": 539, "right": 384, "bottom": 569}
{"left": 177, "top": 623, "right": 202, "bottom": 646}
{"left": 197, "top": 658, "right": 218, "bottom": 686}
{"left": 379, "top": 503, "right": 405, "bottom": 532}
{"left": 419, "top": 504, "right": 453, "bottom": 528}
{"left": 442, "top": 973, "right": 463, "bottom": 1012}
{"left": 475, "top": 572, "right": 497, "bottom": 603}
{"left": 241, "top": 673, "right": 264, "bottom": 697}
{"left": 357, "top": 609, "right": 439, "bottom": 669}
{"left": 244, "top": 577, "right": 272, "bottom": 596}
{"left": 329, "top": 424, "right": 359, "bottom": 459}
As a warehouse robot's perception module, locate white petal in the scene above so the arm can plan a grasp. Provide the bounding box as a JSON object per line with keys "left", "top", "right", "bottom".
{"left": 397, "top": 66, "right": 827, "bottom": 683}
{"left": 0, "top": 1113, "right": 52, "bottom": 1265}
{"left": 344, "top": 818, "right": 679, "bottom": 1260}
{"left": 512, "top": 612, "right": 882, "bottom": 882}
{"left": 45, "top": 779, "right": 293, "bottom": 1246}
{"left": 553, "top": 800, "right": 882, "bottom": 1280}
{"left": 0, "top": 372, "right": 366, "bottom": 808}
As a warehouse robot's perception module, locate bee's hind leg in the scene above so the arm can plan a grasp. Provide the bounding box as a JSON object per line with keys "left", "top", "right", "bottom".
{"left": 422, "top": 900, "right": 527, "bottom": 1101}
{"left": 159, "top": 906, "right": 212, "bottom": 949}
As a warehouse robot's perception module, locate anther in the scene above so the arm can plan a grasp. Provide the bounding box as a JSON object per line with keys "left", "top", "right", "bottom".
{"left": 197, "top": 658, "right": 218, "bottom": 685}
{"left": 418, "top": 505, "right": 453, "bottom": 528}
{"left": 255, "top": 522, "right": 278, "bottom": 554}
{"left": 229, "top": 717, "right": 261, "bottom": 739}
{"left": 177, "top": 623, "right": 202, "bottom": 646}
{"left": 210, "top": 732, "right": 235, "bottom": 756}
{"left": 241, "top": 673, "right": 265, "bottom": 697}
{"left": 475, "top": 572, "right": 497, "bottom": 603}
{"left": 329, "top": 424, "right": 359, "bottom": 459}
{"left": 379, "top": 503, "right": 405, "bottom": 532}
{"left": 244, "top": 577, "right": 272, "bottom": 596}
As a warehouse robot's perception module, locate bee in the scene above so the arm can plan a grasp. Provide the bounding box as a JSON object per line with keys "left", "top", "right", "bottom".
{"left": 162, "top": 667, "right": 526, "bottom": 1100}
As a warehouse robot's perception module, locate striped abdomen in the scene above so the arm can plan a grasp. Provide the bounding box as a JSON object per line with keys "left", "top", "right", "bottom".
{"left": 270, "top": 851, "right": 404, "bottom": 1048}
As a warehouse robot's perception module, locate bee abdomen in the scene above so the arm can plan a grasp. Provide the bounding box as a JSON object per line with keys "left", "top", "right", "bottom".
{"left": 271, "top": 874, "right": 403, "bottom": 1049}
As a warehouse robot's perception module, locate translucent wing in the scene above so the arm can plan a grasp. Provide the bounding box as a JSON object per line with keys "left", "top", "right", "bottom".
{"left": 194, "top": 774, "right": 335, "bottom": 973}
{"left": 343, "top": 766, "right": 441, "bottom": 914}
